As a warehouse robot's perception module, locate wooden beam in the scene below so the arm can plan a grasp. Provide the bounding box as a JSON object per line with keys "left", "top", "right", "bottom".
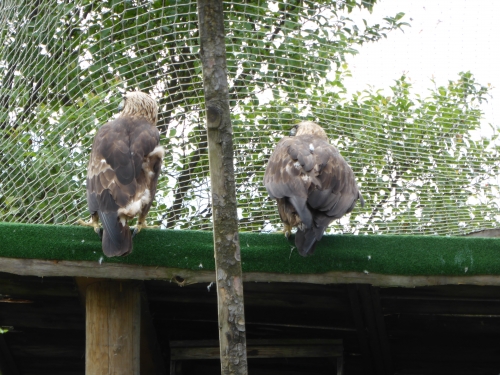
{"left": 76, "top": 278, "right": 166, "bottom": 375}
{"left": 347, "top": 285, "right": 373, "bottom": 375}
{"left": 170, "top": 339, "right": 343, "bottom": 360}
{"left": 337, "top": 356, "right": 344, "bottom": 375}
{"left": 85, "top": 280, "right": 141, "bottom": 375}
{"left": 347, "top": 285, "right": 392, "bottom": 375}
{"left": 369, "top": 287, "right": 392, "bottom": 373}
{"left": 197, "top": 1, "right": 248, "bottom": 374}
{"left": 169, "top": 339, "right": 343, "bottom": 373}
{"left": 3, "top": 257, "right": 500, "bottom": 287}
{"left": 140, "top": 287, "right": 167, "bottom": 375}
{"left": 0, "top": 334, "right": 20, "bottom": 375}
{"left": 357, "top": 286, "right": 389, "bottom": 374}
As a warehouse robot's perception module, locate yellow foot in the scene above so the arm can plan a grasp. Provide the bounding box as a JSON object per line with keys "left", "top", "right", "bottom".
{"left": 283, "top": 223, "right": 292, "bottom": 239}
{"left": 132, "top": 221, "right": 158, "bottom": 238}
{"left": 77, "top": 217, "right": 101, "bottom": 237}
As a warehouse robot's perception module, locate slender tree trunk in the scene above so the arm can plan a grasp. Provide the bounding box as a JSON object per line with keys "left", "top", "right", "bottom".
{"left": 196, "top": 1, "right": 248, "bottom": 374}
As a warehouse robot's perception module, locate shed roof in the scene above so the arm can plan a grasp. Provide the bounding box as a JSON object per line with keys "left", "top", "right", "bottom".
{"left": 0, "top": 223, "right": 500, "bottom": 286}
{"left": 1, "top": 222, "right": 500, "bottom": 285}
{"left": 2, "top": 222, "right": 500, "bottom": 374}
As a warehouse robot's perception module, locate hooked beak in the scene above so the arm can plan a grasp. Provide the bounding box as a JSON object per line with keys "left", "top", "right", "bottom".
{"left": 117, "top": 99, "right": 125, "bottom": 112}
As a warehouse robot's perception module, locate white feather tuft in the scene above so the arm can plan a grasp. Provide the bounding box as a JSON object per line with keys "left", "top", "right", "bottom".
{"left": 148, "top": 146, "right": 165, "bottom": 159}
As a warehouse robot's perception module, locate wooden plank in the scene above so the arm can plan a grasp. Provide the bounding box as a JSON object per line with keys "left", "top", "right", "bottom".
{"left": 0, "top": 310, "right": 83, "bottom": 330}
{"left": 85, "top": 280, "right": 141, "bottom": 375}
{"left": 347, "top": 285, "right": 374, "bottom": 374}
{"left": 168, "top": 318, "right": 356, "bottom": 333}
{"left": 6, "top": 343, "right": 83, "bottom": 358}
{"left": 147, "top": 281, "right": 350, "bottom": 315}
{"left": 382, "top": 297, "right": 500, "bottom": 315}
{"left": 358, "top": 286, "right": 385, "bottom": 374}
{"left": 391, "top": 339, "right": 500, "bottom": 361}
{"left": 140, "top": 287, "right": 167, "bottom": 375}
{"left": 171, "top": 344, "right": 342, "bottom": 360}
{"left": 337, "top": 356, "right": 344, "bottom": 375}
{"left": 5, "top": 327, "right": 84, "bottom": 362}
{"left": 170, "top": 339, "right": 342, "bottom": 347}
{"left": 197, "top": 1, "right": 248, "bottom": 374}
{"left": 348, "top": 285, "right": 393, "bottom": 375}
{"left": 385, "top": 314, "right": 500, "bottom": 336}
{"left": 0, "top": 334, "right": 20, "bottom": 375}
{"left": 170, "top": 339, "right": 343, "bottom": 360}
{"left": 3, "top": 257, "right": 500, "bottom": 287}
{"left": 10, "top": 357, "right": 84, "bottom": 375}
{"left": 76, "top": 278, "right": 166, "bottom": 375}
{"left": 370, "top": 288, "right": 393, "bottom": 373}
{"left": 0, "top": 273, "right": 78, "bottom": 298}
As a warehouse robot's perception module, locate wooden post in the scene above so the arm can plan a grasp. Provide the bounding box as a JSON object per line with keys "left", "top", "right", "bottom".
{"left": 85, "top": 280, "right": 141, "bottom": 375}
{"left": 197, "top": 1, "right": 248, "bottom": 374}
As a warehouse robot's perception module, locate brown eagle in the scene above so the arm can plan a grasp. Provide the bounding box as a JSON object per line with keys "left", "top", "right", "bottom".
{"left": 264, "top": 121, "right": 364, "bottom": 256}
{"left": 78, "top": 91, "right": 164, "bottom": 257}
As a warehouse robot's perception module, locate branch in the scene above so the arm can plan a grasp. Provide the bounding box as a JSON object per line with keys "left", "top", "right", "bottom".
{"left": 164, "top": 130, "right": 208, "bottom": 228}
{"left": 368, "top": 165, "right": 401, "bottom": 223}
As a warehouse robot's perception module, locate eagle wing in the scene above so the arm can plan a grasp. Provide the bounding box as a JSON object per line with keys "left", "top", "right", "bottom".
{"left": 86, "top": 117, "right": 161, "bottom": 257}
{"left": 264, "top": 135, "right": 363, "bottom": 256}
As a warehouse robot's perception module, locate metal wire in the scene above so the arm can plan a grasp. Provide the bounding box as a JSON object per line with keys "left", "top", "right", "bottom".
{"left": 1, "top": 0, "right": 499, "bottom": 236}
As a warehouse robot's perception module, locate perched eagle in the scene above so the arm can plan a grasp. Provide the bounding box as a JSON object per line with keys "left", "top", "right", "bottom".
{"left": 264, "top": 121, "right": 364, "bottom": 256}
{"left": 78, "top": 91, "right": 164, "bottom": 257}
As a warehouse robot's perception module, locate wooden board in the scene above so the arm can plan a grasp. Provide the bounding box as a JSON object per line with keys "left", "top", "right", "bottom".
{"left": 2, "top": 257, "right": 500, "bottom": 287}
{"left": 85, "top": 280, "right": 141, "bottom": 375}
{"left": 170, "top": 339, "right": 343, "bottom": 360}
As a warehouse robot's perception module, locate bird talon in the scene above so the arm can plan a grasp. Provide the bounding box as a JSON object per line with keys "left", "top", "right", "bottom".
{"left": 283, "top": 224, "right": 292, "bottom": 238}
{"left": 95, "top": 227, "right": 103, "bottom": 240}
{"left": 132, "top": 221, "right": 159, "bottom": 239}
{"left": 78, "top": 217, "right": 102, "bottom": 240}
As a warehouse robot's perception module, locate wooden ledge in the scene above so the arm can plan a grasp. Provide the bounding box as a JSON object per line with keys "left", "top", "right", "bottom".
{"left": 2, "top": 257, "right": 500, "bottom": 287}
{"left": 170, "top": 339, "right": 343, "bottom": 360}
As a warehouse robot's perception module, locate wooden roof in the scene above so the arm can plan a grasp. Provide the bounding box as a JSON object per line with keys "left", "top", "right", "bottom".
{"left": 2, "top": 223, "right": 500, "bottom": 373}
{"left": 1, "top": 272, "right": 500, "bottom": 374}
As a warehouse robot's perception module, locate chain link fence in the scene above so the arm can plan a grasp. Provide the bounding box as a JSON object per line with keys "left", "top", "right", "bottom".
{"left": 1, "top": 0, "right": 499, "bottom": 235}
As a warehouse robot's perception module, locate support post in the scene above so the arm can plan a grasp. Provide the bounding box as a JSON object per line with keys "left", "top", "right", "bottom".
{"left": 197, "top": 1, "right": 248, "bottom": 374}
{"left": 85, "top": 280, "right": 141, "bottom": 375}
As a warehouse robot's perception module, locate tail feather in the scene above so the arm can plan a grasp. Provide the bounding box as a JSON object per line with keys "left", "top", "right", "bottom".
{"left": 295, "top": 228, "right": 318, "bottom": 256}
{"left": 99, "top": 211, "right": 133, "bottom": 257}
{"left": 295, "top": 223, "right": 329, "bottom": 257}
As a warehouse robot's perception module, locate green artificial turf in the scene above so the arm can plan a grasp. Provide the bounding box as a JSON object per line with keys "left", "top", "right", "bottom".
{"left": 1, "top": 222, "right": 500, "bottom": 276}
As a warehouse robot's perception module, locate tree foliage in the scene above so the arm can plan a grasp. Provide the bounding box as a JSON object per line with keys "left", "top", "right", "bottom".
{"left": 1, "top": 0, "right": 498, "bottom": 235}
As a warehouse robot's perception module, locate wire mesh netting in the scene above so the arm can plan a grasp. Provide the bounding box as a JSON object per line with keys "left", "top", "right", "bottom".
{"left": 1, "top": 0, "right": 499, "bottom": 236}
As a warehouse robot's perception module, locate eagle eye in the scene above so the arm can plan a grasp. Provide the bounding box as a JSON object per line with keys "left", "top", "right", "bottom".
{"left": 289, "top": 125, "right": 298, "bottom": 137}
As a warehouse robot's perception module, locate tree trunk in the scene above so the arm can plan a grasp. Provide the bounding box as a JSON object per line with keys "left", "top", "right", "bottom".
{"left": 196, "top": 1, "right": 248, "bottom": 374}
{"left": 85, "top": 280, "right": 141, "bottom": 375}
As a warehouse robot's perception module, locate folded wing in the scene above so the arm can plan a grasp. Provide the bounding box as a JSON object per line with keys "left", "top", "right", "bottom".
{"left": 264, "top": 133, "right": 363, "bottom": 256}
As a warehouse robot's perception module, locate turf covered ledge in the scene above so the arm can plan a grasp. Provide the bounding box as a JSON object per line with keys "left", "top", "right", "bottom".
{"left": 1, "top": 222, "right": 500, "bottom": 277}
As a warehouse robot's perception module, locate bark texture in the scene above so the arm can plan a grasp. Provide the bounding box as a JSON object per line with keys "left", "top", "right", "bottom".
{"left": 85, "top": 280, "right": 141, "bottom": 375}
{"left": 197, "top": 1, "right": 248, "bottom": 374}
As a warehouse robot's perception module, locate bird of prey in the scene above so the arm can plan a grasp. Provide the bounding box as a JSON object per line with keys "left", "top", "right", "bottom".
{"left": 264, "top": 121, "right": 364, "bottom": 256}
{"left": 78, "top": 91, "right": 164, "bottom": 257}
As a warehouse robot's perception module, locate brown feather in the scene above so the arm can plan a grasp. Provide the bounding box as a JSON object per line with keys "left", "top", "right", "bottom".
{"left": 85, "top": 92, "right": 162, "bottom": 257}
{"left": 264, "top": 121, "right": 363, "bottom": 256}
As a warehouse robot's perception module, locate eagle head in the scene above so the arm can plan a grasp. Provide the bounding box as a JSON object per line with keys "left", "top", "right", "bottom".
{"left": 118, "top": 91, "right": 158, "bottom": 126}
{"left": 291, "top": 121, "right": 328, "bottom": 140}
